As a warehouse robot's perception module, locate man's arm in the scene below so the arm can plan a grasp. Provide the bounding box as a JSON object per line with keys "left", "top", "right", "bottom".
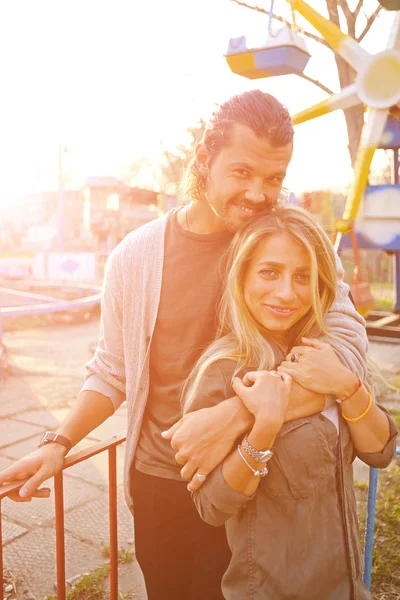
{"left": 322, "top": 253, "right": 368, "bottom": 379}
{"left": 0, "top": 250, "right": 126, "bottom": 501}
{"left": 0, "top": 391, "right": 114, "bottom": 501}
{"left": 162, "top": 373, "right": 324, "bottom": 489}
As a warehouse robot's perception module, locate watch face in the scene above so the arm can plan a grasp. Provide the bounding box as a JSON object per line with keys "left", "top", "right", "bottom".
{"left": 259, "top": 450, "right": 273, "bottom": 461}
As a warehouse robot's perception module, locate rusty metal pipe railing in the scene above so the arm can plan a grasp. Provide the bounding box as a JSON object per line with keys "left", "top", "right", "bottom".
{"left": 108, "top": 446, "right": 118, "bottom": 600}
{"left": 55, "top": 473, "right": 66, "bottom": 600}
{"left": 0, "top": 431, "right": 126, "bottom": 600}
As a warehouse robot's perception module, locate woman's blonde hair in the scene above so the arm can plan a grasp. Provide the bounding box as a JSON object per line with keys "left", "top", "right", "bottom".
{"left": 183, "top": 206, "right": 338, "bottom": 412}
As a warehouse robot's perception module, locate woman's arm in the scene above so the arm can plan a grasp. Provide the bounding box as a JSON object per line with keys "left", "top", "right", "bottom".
{"left": 278, "top": 340, "right": 397, "bottom": 461}
{"left": 192, "top": 371, "right": 290, "bottom": 526}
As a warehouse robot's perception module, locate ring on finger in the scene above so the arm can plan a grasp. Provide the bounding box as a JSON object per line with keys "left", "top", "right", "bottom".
{"left": 194, "top": 472, "right": 207, "bottom": 483}
{"left": 290, "top": 353, "right": 300, "bottom": 363}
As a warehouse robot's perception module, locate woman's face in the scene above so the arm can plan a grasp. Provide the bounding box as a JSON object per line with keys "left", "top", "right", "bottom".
{"left": 243, "top": 231, "right": 313, "bottom": 334}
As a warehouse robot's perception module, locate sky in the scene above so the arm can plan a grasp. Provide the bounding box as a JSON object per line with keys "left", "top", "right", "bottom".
{"left": 0, "top": 0, "right": 395, "bottom": 212}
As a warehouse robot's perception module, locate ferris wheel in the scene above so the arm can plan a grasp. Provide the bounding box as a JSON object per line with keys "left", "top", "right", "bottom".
{"left": 226, "top": 0, "right": 400, "bottom": 239}
{"left": 226, "top": 0, "right": 400, "bottom": 323}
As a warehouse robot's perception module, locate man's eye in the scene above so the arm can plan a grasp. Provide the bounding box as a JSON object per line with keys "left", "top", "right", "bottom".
{"left": 235, "top": 169, "right": 250, "bottom": 177}
{"left": 268, "top": 177, "right": 283, "bottom": 185}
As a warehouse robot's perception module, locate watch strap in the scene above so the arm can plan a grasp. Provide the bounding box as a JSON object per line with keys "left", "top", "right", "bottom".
{"left": 38, "top": 432, "right": 72, "bottom": 453}
{"left": 241, "top": 433, "right": 273, "bottom": 463}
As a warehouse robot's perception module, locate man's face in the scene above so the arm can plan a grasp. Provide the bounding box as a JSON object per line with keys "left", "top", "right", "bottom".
{"left": 201, "top": 123, "right": 293, "bottom": 233}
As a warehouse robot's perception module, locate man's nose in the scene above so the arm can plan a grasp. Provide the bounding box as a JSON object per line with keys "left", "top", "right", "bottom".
{"left": 244, "top": 181, "right": 265, "bottom": 204}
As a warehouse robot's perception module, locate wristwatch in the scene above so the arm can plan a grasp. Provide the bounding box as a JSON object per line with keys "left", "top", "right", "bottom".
{"left": 241, "top": 434, "right": 273, "bottom": 463}
{"left": 38, "top": 432, "right": 72, "bottom": 454}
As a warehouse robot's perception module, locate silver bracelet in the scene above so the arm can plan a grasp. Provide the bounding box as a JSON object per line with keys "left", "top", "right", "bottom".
{"left": 237, "top": 445, "right": 269, "bottom": 477}
{"left": 241, "top": 433, "right": 273, "bottom": 463}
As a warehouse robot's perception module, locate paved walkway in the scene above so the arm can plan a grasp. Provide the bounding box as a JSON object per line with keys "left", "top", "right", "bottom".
{"left": 0, "top": 318, "right": 145, "bottom": 599}
{"left": 0, "top": 318, "right": 399, "bottom": 599}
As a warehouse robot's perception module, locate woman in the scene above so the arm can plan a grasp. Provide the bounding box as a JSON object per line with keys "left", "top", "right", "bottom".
{"left": 183, "top": 207, "right": 397, "bottom": 600}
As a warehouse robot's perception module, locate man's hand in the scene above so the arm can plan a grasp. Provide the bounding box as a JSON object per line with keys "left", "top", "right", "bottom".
{"left": 278, "top": 337, "right": 357, "bottom": 397}
{"left": 162, "top": 398, "right": 253, "bottom": 492}
{"left": 0, "top": 444, "right": 66, "bottom": 502}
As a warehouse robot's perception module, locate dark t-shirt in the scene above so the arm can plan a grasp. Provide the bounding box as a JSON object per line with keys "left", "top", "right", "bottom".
{"left": 134, "top": 209, "right": 233, "bottom": 480}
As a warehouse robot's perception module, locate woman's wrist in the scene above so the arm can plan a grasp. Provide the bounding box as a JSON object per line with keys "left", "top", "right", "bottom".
{"left": 335, "top": 370, "right": 360, "bottom": 401}
{"left": 248, "top": 419, "right": 280, "bottom": 452}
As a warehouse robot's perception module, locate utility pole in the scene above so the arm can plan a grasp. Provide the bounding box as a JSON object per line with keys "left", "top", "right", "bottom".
{"left": 58, "top": 144, "right": 65, "bottom": 252}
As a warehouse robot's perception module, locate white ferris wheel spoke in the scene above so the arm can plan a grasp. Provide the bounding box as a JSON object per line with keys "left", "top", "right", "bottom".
{"left": 292, "top": 84, "right": 360, "bottom": 126}
{"left": 386, "top": 12, "right": 400, "bottom": 50}
{"left": 342, "top": 108, "right": 390, "bottom": 224}
{"left": 291, "top": 0, "right": 369, "bottom": 72}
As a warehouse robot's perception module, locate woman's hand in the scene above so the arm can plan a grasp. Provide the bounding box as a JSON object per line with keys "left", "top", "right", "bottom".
{"left": 278, "top": 338, "right": 358, "bottom": 399}
{"left": 232, "top": 370, "right": 292, "bottom": 431}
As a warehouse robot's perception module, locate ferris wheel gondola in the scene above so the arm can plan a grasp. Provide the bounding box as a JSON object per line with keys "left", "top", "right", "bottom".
{"left": 225, "top": 0, "right": 311, "bottom": 78}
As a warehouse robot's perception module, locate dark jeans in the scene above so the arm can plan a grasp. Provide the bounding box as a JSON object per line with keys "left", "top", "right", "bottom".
{"left": 131, "top": 468, "right": 231, "bottom": 600}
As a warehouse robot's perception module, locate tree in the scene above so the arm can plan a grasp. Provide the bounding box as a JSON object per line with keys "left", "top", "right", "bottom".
{"left": 161, "top": 120, "right": 206, "bottom": 200}
{"left": 231, "top": 0, "right": 383, "bottom": 167}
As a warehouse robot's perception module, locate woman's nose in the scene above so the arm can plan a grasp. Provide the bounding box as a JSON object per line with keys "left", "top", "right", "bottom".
{"left": 275, "top": 279, "right": 296, "bottom": 302}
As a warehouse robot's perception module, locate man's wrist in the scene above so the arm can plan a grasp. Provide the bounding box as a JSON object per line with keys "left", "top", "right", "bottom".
{"left": 224, "top": 396, "right": 254, "bottom": 435}
{"left": 39, "top": 442, "right": 68, "bottom": 458}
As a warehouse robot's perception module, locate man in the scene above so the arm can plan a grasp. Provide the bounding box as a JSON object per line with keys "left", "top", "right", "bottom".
{"left": 0, "top": 90, "right": 367, "bottom": 599}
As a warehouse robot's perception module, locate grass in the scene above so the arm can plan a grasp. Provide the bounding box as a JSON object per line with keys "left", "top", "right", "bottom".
{"left": 45, "top": 546, "right": 134, "bottom": 600}
{"left": 100, "top": 544, "right": 133, "bottom": 564}
{"left": 46, "top": 565, "right": 110, "bottom": 600}
{"left": 370, "top": 283, "right": 395, "bottom": 312}
{"left": 357, "top": 458, "right": 400, "bottom": 600}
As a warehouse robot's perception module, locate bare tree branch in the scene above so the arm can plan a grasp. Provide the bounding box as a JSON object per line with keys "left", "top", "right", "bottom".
{"left": 297, "top": 72, "right": 334, "bottom": 95}
{"left": 353, "top": 0, "right": 364, "bottom": 20}
{"left": 338, "top": 0, "right": 353, "bottom": 24}
{"left": 357, "top": 5, "right": 382, "bottom": 42}
{"left": 231, "top": 0, "right": 330, "bottom": 47}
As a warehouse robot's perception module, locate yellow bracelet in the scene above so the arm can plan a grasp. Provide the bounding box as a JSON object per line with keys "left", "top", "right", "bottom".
{"left": 342, "top": 393, "right": 372, "bottom": 423}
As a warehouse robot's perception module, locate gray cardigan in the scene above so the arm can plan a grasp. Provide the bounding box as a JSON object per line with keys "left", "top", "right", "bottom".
{"left": 81, "top": 212, "right": 368, "bottom": 508}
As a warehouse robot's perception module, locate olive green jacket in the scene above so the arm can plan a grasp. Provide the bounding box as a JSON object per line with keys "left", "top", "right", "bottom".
{"left": 192, "top": 360, "right": 398, "bottom": 600}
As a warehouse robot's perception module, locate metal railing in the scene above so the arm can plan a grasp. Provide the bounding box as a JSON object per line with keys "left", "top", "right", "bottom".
{"left": 362, "top": 446, "right": 400, "bottom": 588}
{"left": 0, "top": 282, "right": 101, "bottom": 342}
{"left": 0, "top": 432, "right": 126, "bottom": 600}
{"left": 0, "top": 437, "right": 398, "bottom": 598}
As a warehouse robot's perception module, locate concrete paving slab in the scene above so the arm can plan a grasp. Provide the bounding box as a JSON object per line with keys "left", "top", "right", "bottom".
{"left": 1, "top": 435, "right": 50, "bottom": 460}
{"left": 3, "top": 526, "right": 108, "bottom": 600}
{"left": 64, "top": 492, "right": 134, "bottom": 548}
{"left": 1, "top": 516, "right": 27, "bottom": 544}
{"left": 13, "top": 407, "right": 71, "bottom": 429}
{"left": 1, "top": 475, "right": 104, "bottom": 528}
{"left": 65, "top": 442, "right": 126, "bottom": 488}
{"left": 0, "top": 455, "right": 15, "bottom": 472}
{"left": 0, "top": 377, "right": 41, "bottom": 417}
{"left": 107, "top": 559, "right": 147, "bottom": 600}
{"left": 0, "top": 418, "right": 44, "bottom": 450}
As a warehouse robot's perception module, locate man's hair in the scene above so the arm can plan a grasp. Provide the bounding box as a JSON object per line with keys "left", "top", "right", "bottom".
{"left": 183, "top": 206, "right": 337, "bottom": 413}
{"left": 182, "top": 90, "right": 294, "bottom": 202}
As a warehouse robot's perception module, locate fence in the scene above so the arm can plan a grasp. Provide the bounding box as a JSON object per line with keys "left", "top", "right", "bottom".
{"left": 0, "top": 432, "right": 126, "bottom": 600}
{"left": 0, "top": 435, "right": 398, "bottom": 599}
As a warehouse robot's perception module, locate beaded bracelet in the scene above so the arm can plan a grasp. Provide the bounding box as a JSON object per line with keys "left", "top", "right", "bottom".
{"left": 342, "top": 393, "right": 372, "bottom": 423}
{"left": 237, "top": 446, "right": 269, "bottom": 477}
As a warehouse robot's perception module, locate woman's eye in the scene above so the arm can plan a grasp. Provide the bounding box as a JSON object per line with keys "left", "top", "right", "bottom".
{"left": 260, "top": 269, "right": 277, "bottom": 277}
{"left": 296, "top": 273, "right": 310, "bottom": 283}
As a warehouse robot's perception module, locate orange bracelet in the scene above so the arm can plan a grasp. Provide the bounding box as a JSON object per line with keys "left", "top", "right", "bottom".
{"left": 337, "top": 378, "right": 362, "bottom": 403}
{"left": 342, "top": 393, "right": 372, "bottom": 423}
